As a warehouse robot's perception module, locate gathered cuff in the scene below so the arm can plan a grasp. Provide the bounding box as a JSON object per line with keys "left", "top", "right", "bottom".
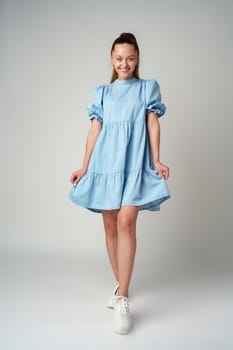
{"left": 87, "top": 104, "right": 103, "bottom": 122}
{"left": 147, "top": 102, "right": 166, "bottom": 117}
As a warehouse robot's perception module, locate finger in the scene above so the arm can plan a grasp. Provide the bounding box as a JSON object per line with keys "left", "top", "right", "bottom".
{"left": 162, "top": 169, "right": 169, "bottom": 180}
{"left": 159, "top": 171, "right": 165, "bottom": 179}
{"left": 165, "top": 169, "right": 169, "bottom": 180}
{"left": 74, "top": 176, "right": 80, "bottom": 185}
{"left": 71, "top": 176, "right": 78, "bottom": 184}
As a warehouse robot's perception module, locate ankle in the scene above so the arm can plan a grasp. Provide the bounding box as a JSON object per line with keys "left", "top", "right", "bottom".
{"left": 117, "top": 288, "right": 128, "bottom": 298}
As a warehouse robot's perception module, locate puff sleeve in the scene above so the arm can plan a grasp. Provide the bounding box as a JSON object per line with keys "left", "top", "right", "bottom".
{"left": 145, "top": 79, "right": 166, "bottom": 118}
{"left": 87, "top": 85, "right": 104, "bottom": 122}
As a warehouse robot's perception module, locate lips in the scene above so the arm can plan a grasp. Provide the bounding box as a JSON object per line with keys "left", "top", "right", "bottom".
{"left": 115, "top": 66, "right": 130, "bottom": 72}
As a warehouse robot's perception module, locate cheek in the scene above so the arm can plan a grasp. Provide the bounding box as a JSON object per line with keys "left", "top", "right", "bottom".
{"left": 112, "top": 60, "right": 120, "bottom": 67}
{"left": 129, "top": 61, "right": 137, "bottom": 69}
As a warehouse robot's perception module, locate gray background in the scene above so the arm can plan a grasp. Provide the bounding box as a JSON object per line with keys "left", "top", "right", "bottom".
{"left": 1, "top": 0, "right": 232, "bottom": 349}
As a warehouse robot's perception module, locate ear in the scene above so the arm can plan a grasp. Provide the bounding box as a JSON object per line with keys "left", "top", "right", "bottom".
{"left": 110, "top": 54, "right": 114, "bottom": 65}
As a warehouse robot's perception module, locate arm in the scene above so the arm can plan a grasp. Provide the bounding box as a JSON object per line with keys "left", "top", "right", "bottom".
{"left": 147, "top": 112, "right": 170, "bottom": 180}
{"left": 70, "top": 119, "right": 102, "bottom": 184}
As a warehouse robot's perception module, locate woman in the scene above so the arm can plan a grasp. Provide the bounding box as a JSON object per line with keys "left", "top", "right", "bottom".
{"left": 69, "top": 32, "right": 171, "bottom": 335}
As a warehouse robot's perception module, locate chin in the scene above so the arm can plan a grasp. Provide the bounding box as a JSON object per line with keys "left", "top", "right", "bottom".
{"left": 117, "top": 72, "right": 134, "bottom": 80}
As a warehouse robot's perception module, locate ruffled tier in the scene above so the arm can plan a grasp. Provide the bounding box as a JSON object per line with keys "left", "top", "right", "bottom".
{"left": 69, "top": 169, "right": 171, "bottom": 213}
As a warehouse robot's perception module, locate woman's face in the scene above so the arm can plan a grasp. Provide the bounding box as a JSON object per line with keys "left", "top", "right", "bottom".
{"left": 111, "top": 43, "right": 139, "bottom": 80}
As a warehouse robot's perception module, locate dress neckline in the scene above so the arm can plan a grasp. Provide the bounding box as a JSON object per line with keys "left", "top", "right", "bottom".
{"left": 114, "top": 77, "right": 138, "bottom": 85}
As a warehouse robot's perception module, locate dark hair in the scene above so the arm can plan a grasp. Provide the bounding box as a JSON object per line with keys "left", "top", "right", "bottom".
{"left": 110, "top": 32, "right": 140, "bottom": 83}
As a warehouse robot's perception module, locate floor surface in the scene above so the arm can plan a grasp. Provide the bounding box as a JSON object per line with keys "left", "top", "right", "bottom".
{"left": 0, "top": 255, "right": 232, "bottom": 350}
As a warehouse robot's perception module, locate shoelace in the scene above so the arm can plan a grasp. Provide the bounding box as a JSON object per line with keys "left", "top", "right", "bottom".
{"left": 117, "top": 297, "right": 130, "bottom": 318}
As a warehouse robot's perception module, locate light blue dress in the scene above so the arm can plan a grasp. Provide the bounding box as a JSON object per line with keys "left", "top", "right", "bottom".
{"left": 69, "top": 77, "right": 171, "bottom": 213}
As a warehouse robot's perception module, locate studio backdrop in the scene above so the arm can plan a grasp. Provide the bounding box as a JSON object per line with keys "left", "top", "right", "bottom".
{"left": 1, "top": 0, "right": 232, "bottom": 278}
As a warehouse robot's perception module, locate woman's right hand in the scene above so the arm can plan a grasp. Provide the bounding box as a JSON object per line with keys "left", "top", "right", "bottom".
{"left": 70, "top": 168, "right": 87, "bottom": 185}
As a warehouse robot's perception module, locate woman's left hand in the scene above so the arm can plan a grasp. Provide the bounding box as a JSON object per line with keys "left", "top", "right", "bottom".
{"left": 155, "top": 160, "right": 170, "bottom": 180}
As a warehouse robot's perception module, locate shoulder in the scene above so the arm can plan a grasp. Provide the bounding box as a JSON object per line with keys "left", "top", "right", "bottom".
{"left": 91, "top": 84, "right": 108, "bottom": 101}
{"left": 93, "top": 84, "right": 106, "bottom": 93}
{"left": 93, "top": 82, "right": 113, "bottom": 95}
{"left": 140, "top": 78, "right": 160, "bottom": 89}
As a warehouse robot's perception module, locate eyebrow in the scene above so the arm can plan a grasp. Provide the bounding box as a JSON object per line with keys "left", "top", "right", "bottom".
{"left": 115, "top": 55, "right": 135, "bottom": 58}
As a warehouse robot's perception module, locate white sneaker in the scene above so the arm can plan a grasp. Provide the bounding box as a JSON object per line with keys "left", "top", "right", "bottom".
{"left": 113, "top": 296, "right": 132, "bottom": 335}
{"left": 107, "top": 281, "right": 119, "bottom": 309}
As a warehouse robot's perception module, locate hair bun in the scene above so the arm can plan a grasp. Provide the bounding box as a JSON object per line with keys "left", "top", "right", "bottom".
{"left": 119, "top": 32, "right": 136, "bottom": 41}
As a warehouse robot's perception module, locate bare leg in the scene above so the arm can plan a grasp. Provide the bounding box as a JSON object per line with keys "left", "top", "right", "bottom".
{"left": 117, "top": 206, "right": 139, "bottom": 297}
{"left": 102, "top": 209, "right": 119, "bottom": 281}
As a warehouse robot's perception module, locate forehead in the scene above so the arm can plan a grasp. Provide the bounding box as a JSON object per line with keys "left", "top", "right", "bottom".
{"left": 112, "top": 43, "right": 137, "bottom": 56}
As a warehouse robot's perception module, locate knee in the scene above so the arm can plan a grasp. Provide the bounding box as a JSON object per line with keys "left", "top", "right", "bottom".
{"left": 117, "top": 215, "right": 135, "bottom": 233}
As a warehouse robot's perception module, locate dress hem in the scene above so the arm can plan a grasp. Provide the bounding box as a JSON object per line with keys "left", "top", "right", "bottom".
{"left": 69, "top": 191, "right": 171, "bottom": 214}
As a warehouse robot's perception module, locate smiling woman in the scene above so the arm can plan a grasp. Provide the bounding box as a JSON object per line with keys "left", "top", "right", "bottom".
{"left": 110, "top": 33, "right": 140, "bottom": 82}
{"left": 111, "top": 46, "right": 138, "bottom": 80}
{"left": 69, "top": 32, "right": 171, "bottom": 335}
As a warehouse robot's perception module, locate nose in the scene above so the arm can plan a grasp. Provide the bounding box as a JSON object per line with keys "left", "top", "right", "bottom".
{"left": 121, "top": 59, "right": 128, "bottom": 67}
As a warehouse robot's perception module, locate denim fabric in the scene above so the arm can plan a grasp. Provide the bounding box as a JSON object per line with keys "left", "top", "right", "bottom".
{"left": 69, "top": 78, "right": 171, "bottom": 213}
